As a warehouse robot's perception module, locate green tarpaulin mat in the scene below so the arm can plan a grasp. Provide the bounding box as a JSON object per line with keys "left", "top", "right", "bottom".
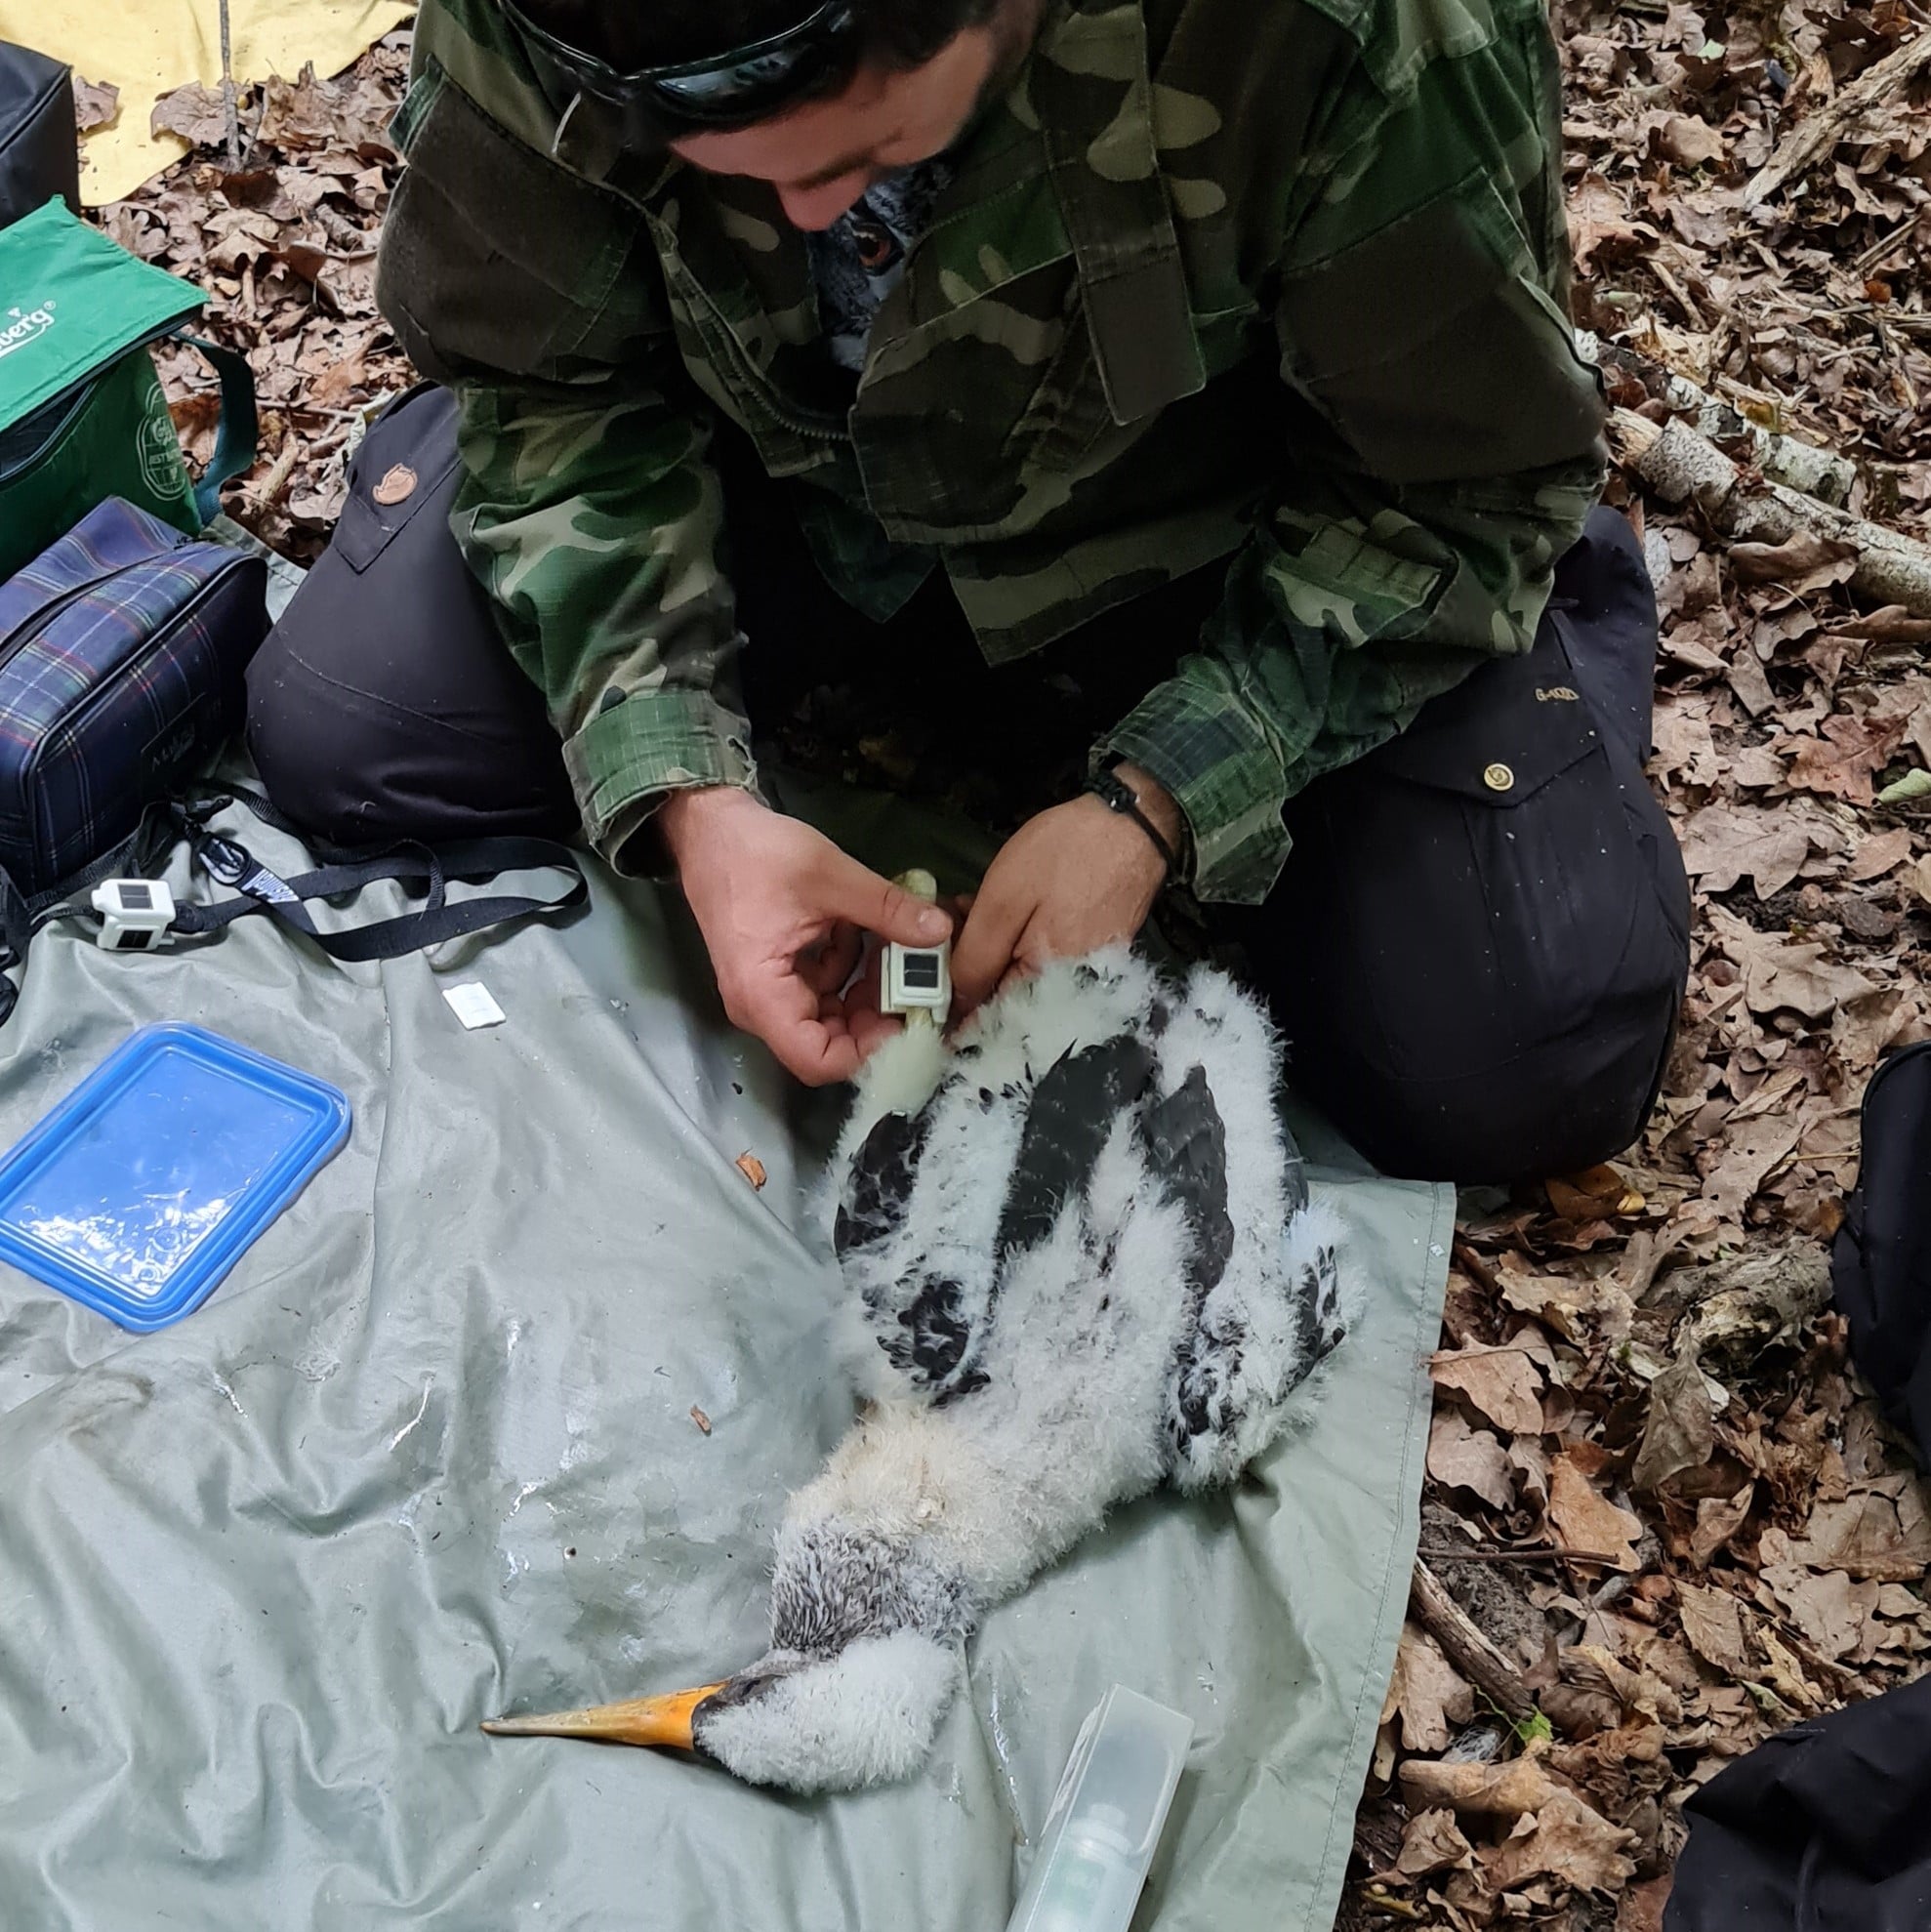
{"left": 0, "top": 784, "right": 1448, "bottom": 1930}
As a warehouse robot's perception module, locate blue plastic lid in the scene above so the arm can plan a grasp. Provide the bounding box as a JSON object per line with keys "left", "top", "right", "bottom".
{"left": 0, "top": 1023, "right": 350, "bottom": 1332}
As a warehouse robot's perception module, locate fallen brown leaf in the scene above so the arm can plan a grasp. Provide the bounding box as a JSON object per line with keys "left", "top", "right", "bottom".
{"left": 1658, "top": 114, "right": 1727, "bottom": 168}
{"left": 1570, "top": 172, "right": 1662, "bottom": 272}
{"left": 1430, "top": 1342, "right": 1547, "bottom": 1437}
{"left": 1395, "top": 1807, "right": 1476, "bottom": 1878}
{"left": 1549, "top": 1452, "right": 1644, "bottom": 1571}
{"left": 73, "top": 76, "right": 120, "bottom": 135}
{"left": 1784, "top": 1482, "right": 1931, "bottom": 1582}
{"left": 151, "top": 82, "right": 234, "bottom": 149}
{"left": 1485, "top": 1788, "right": 1639, "bottom": 1895}
{"left": 1762, "top": 1560, "right": 1881, "bottom": 1662}
{"left": 1780, "top": 713, "right": 1910, "bottom": 807}
{"left": 1844, "top": 828, "right": 1915, "bottom": 883}
{"left": 1632, "top": 1358, "right": 1718, "bottom": 1492}
{"left": 1428, "top": 1410, "right": 1517, "bottom": 1510}
{"left": 1727, "top": 531, "right": 1859, "bottom": 590}
{"left": 1735, "top": 933, "right": 1880, "bottom": 1021}
{"left": 1677, "top": 1580, "right": 1751, "bottom": 1673}
{"left": 1701, "top": 1115, "right": 1805, "bottom": 1222}
{"left": 1690, "top": 1484, "right": 1756, "bottom": 1567}
{"left": 1757, "top": 1626, "right": 1824, "bottom": 1709}
{"left": 1383, "top": 1623, "right": 1475, "bottom": 1752}
{"left": 1679, "top": 803, "right": 1814, "bottom": 898}
{"left": 1548, "top": 1164, "right": 1646, "bottom": 1220}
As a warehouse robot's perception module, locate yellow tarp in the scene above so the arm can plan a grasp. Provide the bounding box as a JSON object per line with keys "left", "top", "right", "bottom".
{"left": 0, "top": 0, "right": 415, "bottom": 204}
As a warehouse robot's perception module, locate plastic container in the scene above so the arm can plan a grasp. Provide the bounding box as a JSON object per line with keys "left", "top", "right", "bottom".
{"left": 0, "top": 1022, "right": 350, "bottom": 1331}
{"left": 1005, "top": 1685, "right": 1195, "bottom": 1932}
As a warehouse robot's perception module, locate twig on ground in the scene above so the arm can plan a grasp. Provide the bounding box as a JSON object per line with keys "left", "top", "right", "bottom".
{"left": 238, "top": 437, "right": 300, "bottom": 520}
{"left": 1610, "top": 405, "right": 1931, "bottom": 612}
{"left": 1451, "top": 1238, "right": 1500, "bottom": 1296}
{"left": 1358, "top": 1887, "right": 1427, "bottom": 1921}
{"left": 1581, "top": 334, "right": 1859, "bottom": 505}
{"left": 1744, "top": 29, "right": 1931, "bottom": 208}
{"left": 1854, "top": 211, "right": 1930, "bottom": 275}
{"left": 1410, "top": 1559, "right": 1540, "bottom": 1725}
{"left": 219, "top": 0, "right": 242, "bottom": 170}
{"left": 1419, "top": 1544, "right": 1623, "bottom": 1566}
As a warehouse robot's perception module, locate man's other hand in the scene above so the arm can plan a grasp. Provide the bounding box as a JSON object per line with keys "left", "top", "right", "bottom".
{"left": 660, "top": 787, "right": 952, "bottom": 1086}
{"left": 951, "top": 764, "right": 1179, "bottom": 1015}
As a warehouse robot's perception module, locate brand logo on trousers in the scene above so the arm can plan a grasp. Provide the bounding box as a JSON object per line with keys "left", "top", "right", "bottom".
{"left": 0, "top": 301, "right": 57, "bottom": 359}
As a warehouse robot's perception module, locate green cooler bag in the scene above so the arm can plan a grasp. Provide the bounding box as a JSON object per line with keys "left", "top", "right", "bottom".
{"left": 0, "top": 199, "right": 257, "bottom": 578}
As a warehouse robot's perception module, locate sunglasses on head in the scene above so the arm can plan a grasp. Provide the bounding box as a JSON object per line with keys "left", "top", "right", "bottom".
{"left": 500, "top": 0, "right": 865, "bottom": 143}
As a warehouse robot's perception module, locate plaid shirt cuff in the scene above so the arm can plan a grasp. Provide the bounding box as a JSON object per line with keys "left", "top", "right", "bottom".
{"left": 562, "top": 687, "right": 759, "bottom": 871}
{"left": 1097, "top": 683, "right": 1293, "bottom": 907}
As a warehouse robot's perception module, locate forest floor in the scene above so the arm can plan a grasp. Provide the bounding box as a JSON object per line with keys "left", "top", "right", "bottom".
{"left": 77, "top": 5, "right": 1931, "bottom": 1921}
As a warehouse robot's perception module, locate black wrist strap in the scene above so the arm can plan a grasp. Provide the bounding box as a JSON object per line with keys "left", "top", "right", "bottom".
{"left": 1085, "top": 764, "right": 1178, "bottom": 877}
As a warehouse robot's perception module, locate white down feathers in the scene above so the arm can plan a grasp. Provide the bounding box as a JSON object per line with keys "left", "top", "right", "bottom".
{"left": 810, "top": 946, "right": 1351, "bottom": 1609}
{"left": 704, "top": 949, "right": 1355, "bottom": 1791}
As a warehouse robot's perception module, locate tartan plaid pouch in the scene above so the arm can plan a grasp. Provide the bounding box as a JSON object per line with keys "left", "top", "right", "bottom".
{"left": 0, "top": 496, "right": 267, "bottom": 900}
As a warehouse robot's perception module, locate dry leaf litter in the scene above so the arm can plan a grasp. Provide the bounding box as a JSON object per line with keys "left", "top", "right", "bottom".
{"left": 90, "top": 10, "right": 1931, "bottom": 1925}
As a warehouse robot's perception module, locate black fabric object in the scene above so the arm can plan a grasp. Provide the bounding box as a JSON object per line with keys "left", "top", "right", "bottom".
{"left": 1664, "top": 1671, "right": 1931, "bottom": 1932}
{"left": 0, "top": 41, "right": 78, "bottom": 229}
{"left": 245, "top": 383, "right": 578, "bottom": 846}
{"left": 245, "top": 392, "right": 1687, "bottom": 1184}
{"left": 1250, "top": 509, "right": 1691, "bottom": 1180}
{"left": 1832, "top": 1041, "right": 1931, "bottom": 1466}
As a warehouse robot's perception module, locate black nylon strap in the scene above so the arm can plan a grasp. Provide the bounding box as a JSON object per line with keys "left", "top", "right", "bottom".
{"left": 0, "top": 787, "right": 589, "bottom": 1023}
{"left": 171, "top": 817, "right": 589, "bottom": 964}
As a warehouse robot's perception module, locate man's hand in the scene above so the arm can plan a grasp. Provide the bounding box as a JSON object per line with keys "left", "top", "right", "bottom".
{"left": 660, "top": 786, "right": 952, "bottom": 1086}
{"left": 951, "top": 763, "right": 1181, "bottom": 1015}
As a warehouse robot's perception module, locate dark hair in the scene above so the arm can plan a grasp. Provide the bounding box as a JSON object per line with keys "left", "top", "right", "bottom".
{"left": 521, "top": 0, "right": 1002, "bottom": 71}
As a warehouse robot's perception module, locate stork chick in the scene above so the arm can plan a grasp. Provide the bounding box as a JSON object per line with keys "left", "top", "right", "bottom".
{"left": 485, "top": 949, "right": 1355, "bottom": 1791}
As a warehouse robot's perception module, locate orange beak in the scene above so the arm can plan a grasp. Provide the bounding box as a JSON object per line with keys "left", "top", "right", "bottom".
{"left": 481, "top": 1681, "right": 728, "bottom": 1751}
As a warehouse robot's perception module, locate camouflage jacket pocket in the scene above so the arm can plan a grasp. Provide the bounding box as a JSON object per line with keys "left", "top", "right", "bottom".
{"left": 378, "top": 60, "right": 667, "bottom": 386}
{"left": 849, "top": 241, "right": 1109, "bottom": 546}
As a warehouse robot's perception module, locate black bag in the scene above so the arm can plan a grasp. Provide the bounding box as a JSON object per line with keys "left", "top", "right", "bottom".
{"left": 245, "top": 380, "right": 576, "bottom": 844}
{"left": 0, "top": 40, "right": 78, "bottom": 229}
{"left": 1831, "top": 1041, "right": 1931, "bottom": 1465}
{"left": 1664, "top": 1671, "right": 1931, "bottom": 1932}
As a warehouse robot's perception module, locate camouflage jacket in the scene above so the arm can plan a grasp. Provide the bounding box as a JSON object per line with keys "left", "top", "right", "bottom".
{"left": 378, "top": 0, "right": 1606, "bottom": 902}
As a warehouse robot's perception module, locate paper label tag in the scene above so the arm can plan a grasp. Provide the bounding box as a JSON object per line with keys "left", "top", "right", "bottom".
{"left": 442, "top": 982, "right": 507, "bottom": 1030}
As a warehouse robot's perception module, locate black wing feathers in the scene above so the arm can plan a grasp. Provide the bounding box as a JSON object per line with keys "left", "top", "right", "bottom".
{"left": 993, "top": 1036, "right": 1157, "bottom": 1265}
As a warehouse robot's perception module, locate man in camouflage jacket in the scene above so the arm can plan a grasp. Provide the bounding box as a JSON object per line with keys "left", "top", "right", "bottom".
{"left": 249, "top": 0, "right": 1690, "bottom": 1180}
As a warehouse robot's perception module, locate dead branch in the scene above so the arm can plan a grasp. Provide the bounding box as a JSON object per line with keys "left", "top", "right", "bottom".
{"left": 1745, "top": 30, "right": 1931, "bottom": 210}
{"left": 1410, "top": 1558, "right": 1540, "bottom": 1726}
{"left": 1610, "top": 406, "right": 1931, "bottom": 615}
{"left": 238, "top": 437, "right": 300, "bottom": 520}
{"left": 219, "top": 0, "right": 242, "bottom": 170}
{"left": 1579, "top": 334, "right": 1857, "bottom": 506}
